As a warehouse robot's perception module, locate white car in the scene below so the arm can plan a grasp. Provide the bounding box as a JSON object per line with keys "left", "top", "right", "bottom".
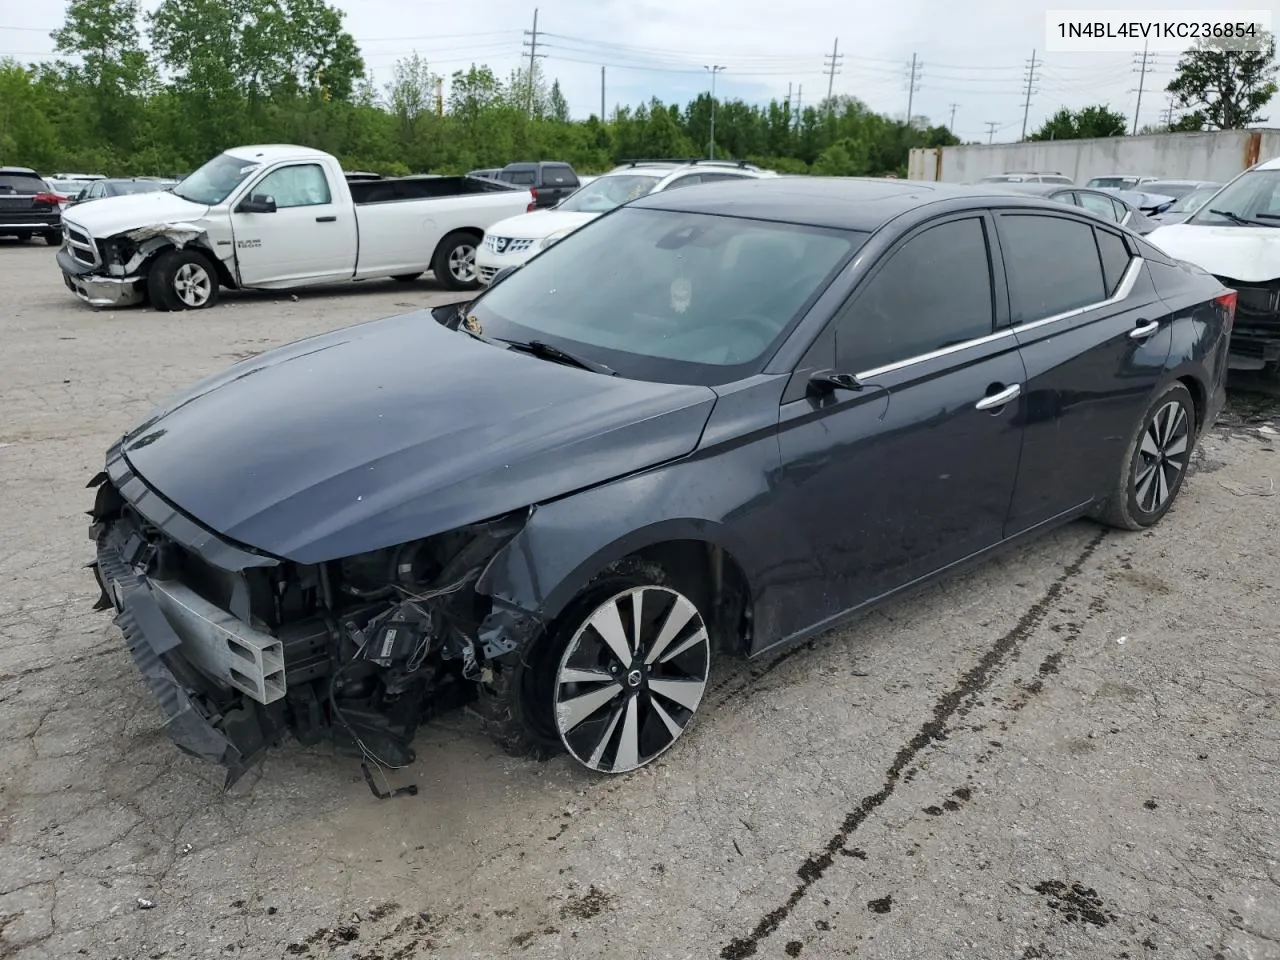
{"left": 475, "top": 160, "right": 776, "bottom": 283}
{"left": 1146, "top": 157, "right": 1280, "bottom": 372}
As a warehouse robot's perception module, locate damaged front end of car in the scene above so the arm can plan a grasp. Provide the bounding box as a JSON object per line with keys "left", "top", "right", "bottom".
{"left": 1216, "top": 275, "right": 1280, "bottom": 372}
{"left": 87, "top": 442, "right": 540, "bottom": 793}
{"left": 59, "top": 219, "right": 213, "bottom": 308}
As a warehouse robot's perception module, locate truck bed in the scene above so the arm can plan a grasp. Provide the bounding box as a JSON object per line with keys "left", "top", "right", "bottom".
{"left": 348, "top": 175, "right": 521, "bottom": 205}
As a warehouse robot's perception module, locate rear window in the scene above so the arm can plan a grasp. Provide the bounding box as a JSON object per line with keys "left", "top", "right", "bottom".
{"left": 506, "top": 170, "right": 537, "bottom": 186}
{"left": 0, "top": 173, "right": 46, "bottom": 192}
{"left": 545, "top": 164, "right": 578, "bottom": 186}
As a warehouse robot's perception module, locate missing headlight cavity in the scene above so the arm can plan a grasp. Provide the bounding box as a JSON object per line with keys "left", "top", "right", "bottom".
{"left": 89, "top": 474, "right": 531, "bottom": 797}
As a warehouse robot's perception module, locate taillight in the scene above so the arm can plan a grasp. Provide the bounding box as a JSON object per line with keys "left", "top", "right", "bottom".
{"left": 1215, "top": 290, "right": 1237, "bottom": 331}
{"left": 527, "top": 187, "right": 539, "bottom": 211}
{"left": 34, "top": 192, "right": 66, "bottom": 205}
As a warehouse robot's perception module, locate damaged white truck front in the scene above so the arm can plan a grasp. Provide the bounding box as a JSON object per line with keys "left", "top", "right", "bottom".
{"left": 56, "top": 144, "right": 535, "bottom": 310}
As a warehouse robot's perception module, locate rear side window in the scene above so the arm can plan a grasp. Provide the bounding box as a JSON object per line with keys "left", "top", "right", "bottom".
{"left": 835, "top": 216, "right": 995, "bottom": 373}
{"left": 662, "top": 174, "right": 704, "bottom": 190}
{"left": 507, "top": 170, "right": 537, "bottom": 185}
{"left": 698, "top": 172, "right": 750, "bottom": 183}
{"left": 0, "top": 173, "right": 45, "bottom": 192}
{"left": 1094, "top": 228, "right": 1132, "bottom": 296}
{"left": 1000, "top": 214, "right": 1106, "bottom": 324}
{"left": 545, "top": 164, "right": 578, "bottom": 186}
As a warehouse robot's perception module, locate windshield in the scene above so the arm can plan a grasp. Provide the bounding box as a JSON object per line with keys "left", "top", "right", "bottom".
{"left": 172, "top": 153, "right": 261, "bottom": 205}
{"left": 1188, "top": 169, "right": 1280, "bottom": 226}
{"left": 1166, "top": 185, "right": 1219, "bottom": 214}
{"left": 556, "top": 174, "right": 663, "bottom": 213}
{"left": 466, "top": 207, "right": 863, "bottom": 385}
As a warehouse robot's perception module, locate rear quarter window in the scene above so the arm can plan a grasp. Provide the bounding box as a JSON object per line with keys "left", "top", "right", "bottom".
{"left": 546, "top": 164, "right": 578, "bottom": 186}
{"left": 1094, "top": 228, "right": 1132, "bottom": 296}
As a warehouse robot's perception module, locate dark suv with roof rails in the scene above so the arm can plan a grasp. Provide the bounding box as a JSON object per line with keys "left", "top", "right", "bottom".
{"left": 0, "top": 167, "right": 63, "bottom": 244}
{"left": 492, "top": 161, "right": 581, "bottom": 208}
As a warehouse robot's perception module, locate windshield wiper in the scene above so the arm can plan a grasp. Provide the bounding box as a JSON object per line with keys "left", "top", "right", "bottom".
{"left": 1208, "top": 208, "right": 1280, "bottom": 227}
{"left": 500, "top": 338, "right": 617, "bottom": 376}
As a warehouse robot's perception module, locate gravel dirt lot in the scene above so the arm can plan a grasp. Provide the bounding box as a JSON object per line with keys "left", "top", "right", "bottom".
{"left": 1, "top": 240, "right": 1278, "bottom": 960}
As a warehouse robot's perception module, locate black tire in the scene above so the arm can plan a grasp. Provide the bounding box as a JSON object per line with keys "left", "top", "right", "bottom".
{"left": 147, "top": 248, "right": 220, "bottom": 312}
{"left": 1095, "top": 381, "right": 1196, "bottom": 530}
{"left": 431, "top": 230, "right": 482, "bottom": 291}
{"left": 471, "top": 558, "right": 713, "bottom": 773}
{"left": 392, "top": 272, "right": 423, "bottom": 283}
{"left": 43, "top": 230, "right": 61, "bottom": 246}
{"left": 13, "top": 232, "right": 32, "bottom": 243}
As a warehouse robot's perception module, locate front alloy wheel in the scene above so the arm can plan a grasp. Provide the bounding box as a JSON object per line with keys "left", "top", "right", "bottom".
{"left": 173, "top": 261, "right": 214, "bottom": 308}
{"left": 553, "top": 585, "right": 710, "bottom": 773}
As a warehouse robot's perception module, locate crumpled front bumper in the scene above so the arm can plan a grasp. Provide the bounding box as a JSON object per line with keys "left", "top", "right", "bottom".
{"left": 92, "top": 525, "right": 278, "bottom": 787}
{"left": 57, "top": 248, "right": 145, "bottom": 308}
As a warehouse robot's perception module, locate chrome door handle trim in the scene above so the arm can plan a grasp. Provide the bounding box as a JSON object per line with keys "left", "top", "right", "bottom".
{"left": 1129, "top": 320, "right": 1160, "bottom": 339}
{"left": 975, "top": 383, "right": 1021, "bottom": 410}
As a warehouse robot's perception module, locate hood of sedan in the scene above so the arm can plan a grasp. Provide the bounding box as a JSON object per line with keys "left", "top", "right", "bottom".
{"left": 1147, "top": 223, "right": 1280, "bottom": 282}
{"left": 119, "top": 311, "right": 717, "bottom": 564}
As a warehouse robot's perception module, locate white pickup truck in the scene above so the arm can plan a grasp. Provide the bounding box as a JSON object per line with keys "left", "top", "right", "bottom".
{"left": 56, "top": 144, "right": 535, "bottom": 311}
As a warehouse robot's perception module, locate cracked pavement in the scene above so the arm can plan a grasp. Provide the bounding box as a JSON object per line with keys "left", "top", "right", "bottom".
{"left": 1, "top": 241, "right": 1278, "bottom": 960}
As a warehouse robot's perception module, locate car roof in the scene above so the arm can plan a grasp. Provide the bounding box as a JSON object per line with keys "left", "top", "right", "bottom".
{"left": 1146, "top": 179, "right": 1216, "bottom": 187}
{"left": 224, "top": 144, "right": 329, "bottom": 165}
{"left": 0, "top": 166, "right": 40, "bottom": 175}
{"left": 629, "top": 176, "right": 1108, "bottom": 231}
{"left": 1254, "top": 156, "right": 1280, "bottom": 171}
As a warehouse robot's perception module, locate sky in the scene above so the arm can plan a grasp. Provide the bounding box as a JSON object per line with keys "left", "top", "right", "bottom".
{"left": 0, "top": 0, "right": 1254, "bottom": 142}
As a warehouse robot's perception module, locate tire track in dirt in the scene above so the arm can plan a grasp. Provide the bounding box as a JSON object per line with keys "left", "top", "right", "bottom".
{"left": 720, "top": 528, "right": 1108, "bottom": 959}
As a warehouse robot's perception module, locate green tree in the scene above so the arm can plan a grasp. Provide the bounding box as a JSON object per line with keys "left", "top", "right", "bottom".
{"left": 548, "top": 79, "right": 570, "bottom": 123}
{"left": 1029, "top": 104, "right": 1127, "bottom": 140}
{"left": 1166, "top": 30, "right": 1278, "bottom": 129}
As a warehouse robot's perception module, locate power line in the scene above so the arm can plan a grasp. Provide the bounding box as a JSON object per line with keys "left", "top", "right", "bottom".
{"left": 1019, "top": 48, "right": 1041, "bottom": 141}
{"left": 823, "top": 37, "right": 842, "bottom": 108}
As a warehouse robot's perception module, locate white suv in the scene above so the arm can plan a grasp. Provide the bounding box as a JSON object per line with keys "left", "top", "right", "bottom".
{"left": 476, "top": 160, "right": 777, "bottom": 283}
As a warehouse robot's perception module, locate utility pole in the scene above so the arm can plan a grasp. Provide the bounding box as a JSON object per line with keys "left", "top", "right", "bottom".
{"left": 704, "top": 64, "right": 725, "bottom": 159}
{"left": 1162, "top": 95, "right": 1176, "bottom": 127}
{"left": 522, "top": 8, "right": 542, "bottom": 117}
{"left": 794, "top": 84, "right": 803, "bottom": 129}
{"left": 823, "top": 38, "right": 843, "bottom": 109}
{"left": 905, "top": 53, "right": 920, "bottom": 128}
{"left": 436, "top": 77, "right": 443, "bottom": 117}
{"left": 948, "top": 102, "right": 959, "bottom": 130}
{"left": 1131, "top": 40, "right": 1153, "bottom": 135}
{"left": 1019, "top": 48, "right": 1041, "bottom": 141}
{"left": 600, "top": 66, "right": 606, "bottom": 122}
{"left": 985, "top": 121, "right": 999, "bottom": 144}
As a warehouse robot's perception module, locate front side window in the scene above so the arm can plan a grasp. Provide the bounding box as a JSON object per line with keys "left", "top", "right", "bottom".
{"left": 835, "top": 217, "right": 995, "bottom": 374}
{"left": 662, "top": 175, "right": 704, "bottom": 190}
{"left": 1187, "top": 169, "right": 1280, "bottom": 226}
{"left": 1000, "top": 214, "right": 1107, "bottom": 324}
{"left": 556, "top": 174, "right": 662, "bottom": 213}
{"left": 467, "top": 207, "right": 863, "bottom": 384}
{"left": 251, "top": 164, "right": 332, "bottom": 208}
{"left": 173, "top": 153, "right": 261, "bottom": 205}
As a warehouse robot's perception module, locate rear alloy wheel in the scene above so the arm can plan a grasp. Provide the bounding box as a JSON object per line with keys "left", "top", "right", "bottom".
{"left": 431, "top": 230, "right": 481, "bottom": 291}
{"left": 1097, "top": 381, "right": 1195, "bottom": 530}
{"left": 553, "top": 584, "right": 711, "bottom": 773}
{"left": 43, "top": 230, "right": 61, "bottom": 246}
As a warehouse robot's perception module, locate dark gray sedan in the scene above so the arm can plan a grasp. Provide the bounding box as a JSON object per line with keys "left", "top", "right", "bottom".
{"left": 987, "top": 181, "right": 1162, "bottom": 233}
{"left": 87, "top": 177, "right": 1234, "bottom": 786}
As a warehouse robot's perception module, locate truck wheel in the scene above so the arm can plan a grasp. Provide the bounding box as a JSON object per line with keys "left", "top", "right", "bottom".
{"left": 432, "top": 230, "right": 481, "bottom": 291}
{"left": 43, "top": 230, "right": 61, "bottom": 246}
{"left": 13, "top": 232, "right": 32, "bottom": 243}
{"left": 392, "top": 272, "right": 423, "bottom": 282}
{"left": 148, "top": 248, "right": 220, "bottom": 311}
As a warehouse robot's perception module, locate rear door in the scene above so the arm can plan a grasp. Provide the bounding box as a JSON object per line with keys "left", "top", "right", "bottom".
{"left": 230, "top": 162, "right": 356, "bottom": 285}
{"left": 774, "top": 212, "right": 1027, "bottom": 629}
{"left": 996, "top": 210, "right": 1172, "bottom": 532}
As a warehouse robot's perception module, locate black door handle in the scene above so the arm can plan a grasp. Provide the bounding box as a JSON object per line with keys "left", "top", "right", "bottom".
{"left": 316, "top": 215, "right": 337, "bottom": 223}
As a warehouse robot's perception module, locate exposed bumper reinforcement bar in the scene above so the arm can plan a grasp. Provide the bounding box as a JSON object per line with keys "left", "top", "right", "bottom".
{"left": 93, "top": 531, "right": 278, "bottom": 787}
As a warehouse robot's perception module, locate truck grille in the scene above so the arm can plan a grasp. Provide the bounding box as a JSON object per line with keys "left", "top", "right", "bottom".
{"left": 484, "top": 235, "right": 534, "bottom": 254}
{"left": 64, "top": 222, "right": 100, "bottom": 267}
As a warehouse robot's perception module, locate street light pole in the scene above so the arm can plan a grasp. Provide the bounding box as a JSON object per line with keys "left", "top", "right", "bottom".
{"left": 704, "top": 65, "right": 725, "bottom": 159}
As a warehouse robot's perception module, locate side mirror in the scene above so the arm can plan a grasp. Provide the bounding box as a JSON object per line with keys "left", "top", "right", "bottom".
{"left": 807, "top": 369, "right": 863, "bottom": 396}
{"left": 238, "top": 194, "right": 277, "bottom": 214}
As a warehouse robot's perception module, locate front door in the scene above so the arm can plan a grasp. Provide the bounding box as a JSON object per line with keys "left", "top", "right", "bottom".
{"left": 230, "top": 162, "right": 356, "bottom": 286}
{"left": 772, "top": 213, "right": 1027, "bottom": 639}
{"left": 995, "top": 210, "right": 1172, "bottom": 532}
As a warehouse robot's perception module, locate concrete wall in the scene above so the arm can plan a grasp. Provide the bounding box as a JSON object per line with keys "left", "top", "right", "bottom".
{"left": 908, "top": 129, "right": 1280, "bottom": 185}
